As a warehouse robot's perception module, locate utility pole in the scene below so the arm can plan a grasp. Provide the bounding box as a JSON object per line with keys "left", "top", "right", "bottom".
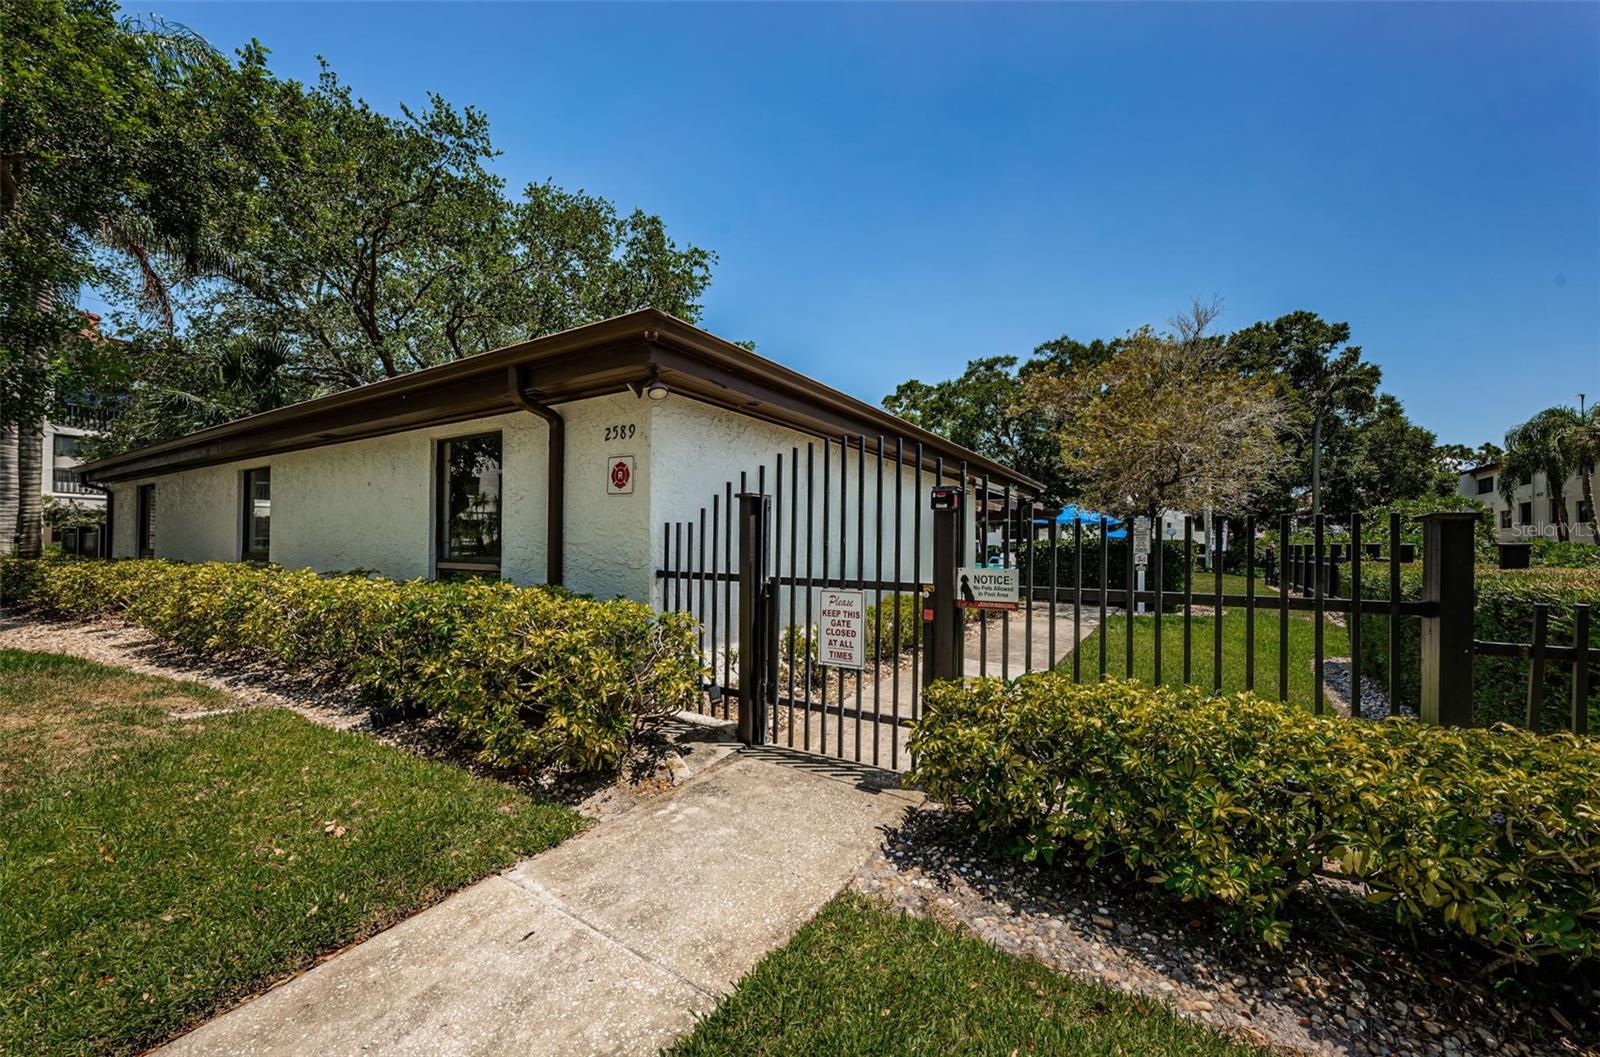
{"left": 1310, "top": 413, "right": 1322, "bottom": 518}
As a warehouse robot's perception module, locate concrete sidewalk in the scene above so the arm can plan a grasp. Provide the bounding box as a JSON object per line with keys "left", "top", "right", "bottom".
{"left": 155, "top": 751, "right": 919, "bottom": 1057}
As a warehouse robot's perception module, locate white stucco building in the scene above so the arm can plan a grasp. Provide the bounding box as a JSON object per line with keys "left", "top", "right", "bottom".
{"left": 1458, "top": 462, "right": 1597, "bottom": 544}
{"left": 80, "top": 311, "right": 1032, "bottom": 604}
{"left": 0, "top": 403, "right": 109, "bottom": 556}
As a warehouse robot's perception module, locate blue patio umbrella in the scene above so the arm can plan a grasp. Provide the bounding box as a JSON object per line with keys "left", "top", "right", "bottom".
{"left": 1037, "top": 504, "right": 1128, "bottom": 538}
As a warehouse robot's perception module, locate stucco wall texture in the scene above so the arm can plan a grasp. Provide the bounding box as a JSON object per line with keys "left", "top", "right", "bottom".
{"left": 105, "top": 393, "right": 959, "bottom": 608}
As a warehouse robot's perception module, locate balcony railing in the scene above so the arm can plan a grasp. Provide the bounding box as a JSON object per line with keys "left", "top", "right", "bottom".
{"left": 52, "top": 468, "right": 105, "bottom": 495}
{"left": 52, "top": 403, "right": 111, "bottom": 431}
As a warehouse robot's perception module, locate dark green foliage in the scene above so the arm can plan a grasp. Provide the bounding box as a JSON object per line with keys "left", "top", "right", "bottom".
{"left": 1019, "top": 536, "right": 1187, "bottom": 594}
{"left": 882, "top": 347, "right": 1104, "bottom": 509}
{"left": 0, "top": 557, "right": 702, "bottom": 771}
{"left": 1534, "top": 540, "right": 1600, "bottom": 568}
{"left": 1360, "top": 566, "right": 1600, "bottom": 732}
{"left": 910, "top": 676, "right": 1600, "bottom": 971}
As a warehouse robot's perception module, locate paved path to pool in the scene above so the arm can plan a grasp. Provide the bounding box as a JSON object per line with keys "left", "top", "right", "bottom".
{"left": 154, "top": 750, "right": 920, "bottom": 1057}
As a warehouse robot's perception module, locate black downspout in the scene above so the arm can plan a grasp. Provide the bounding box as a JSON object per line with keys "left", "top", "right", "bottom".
{"left": 506, "top": 365, "right": 564, "bottom": 587}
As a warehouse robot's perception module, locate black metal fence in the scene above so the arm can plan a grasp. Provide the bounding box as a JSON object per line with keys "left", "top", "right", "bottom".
{"left": 658, "top": 438, "right": 1598, "bottom": 771}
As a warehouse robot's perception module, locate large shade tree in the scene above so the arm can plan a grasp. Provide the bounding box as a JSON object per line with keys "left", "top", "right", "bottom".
{"left": 1021, "top": 304, "right": 1287, "bottom": 521}
{"left": 103, "top": 63, "right": 717, "bottom": 448}
{"left": 1, "top": 0, "right": 273, "bottom": 554}
{"left": 882, "top": 334, "right": 1120, "bottom": 508}
{"left": 177, "top": 66, "right": 715, "bottom": 389}
{"left": 1224, "top": 311, "right": 1382, "bottom": 519}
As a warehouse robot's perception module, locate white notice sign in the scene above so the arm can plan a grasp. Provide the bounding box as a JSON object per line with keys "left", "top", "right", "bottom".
{"left": 1133, "top": 517, "right": 1152, "bottom": 567}
{"left": 957, "top": 566, "right": 1020, "bottom": 611}
{"left": 818, "top": 588, "right": 866, "bottom": 669}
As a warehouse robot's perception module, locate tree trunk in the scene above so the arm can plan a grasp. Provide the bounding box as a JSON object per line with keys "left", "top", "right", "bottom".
{"left": 0, "top": 423, "right": 17, "bottom": 557}
{"left": 13, "top": 416, "right": 43, "bottom": 557}
{"left": 12, "top": 280, "right": 55, "bottom": 559}
{"left": 1550, "top": 481, "right": 1571, "bottom": 544}
{"left": 1581, "top": 463, "right": 1599, "bottom": 542}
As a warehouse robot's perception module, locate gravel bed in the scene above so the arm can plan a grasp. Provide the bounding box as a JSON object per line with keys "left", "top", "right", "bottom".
{"left": 1319, "top": 657, "right": 1414, "bottom": 720}
{"left": 853, "top": 809, "right": 1593, "bottom": 1057}
{"left": 0, "top": 611, "right": 722, "bottom": 818}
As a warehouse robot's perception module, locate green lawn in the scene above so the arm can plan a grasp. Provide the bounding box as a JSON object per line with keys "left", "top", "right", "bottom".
{"left": 0, "top": 649, "right": 583, "bottom": 1057}
{"left": 1066, "top": 607, "right": 1349, "bottom": 712}
{"left": 1176, "top": 571, "right": 1278, "bottom": 598}
{"left": 667, "top": 893, "right": 1266, "bottom": 1057}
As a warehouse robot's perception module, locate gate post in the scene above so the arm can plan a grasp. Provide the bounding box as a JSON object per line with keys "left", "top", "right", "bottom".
{"left": 926, "top": 486, "right": 964, "bottom": 684}
{"left": 736, "top": 492, "right": 770, "bottom": 746}
{"left": 1419, "top": 512, "right": 1476, "bottom": 726}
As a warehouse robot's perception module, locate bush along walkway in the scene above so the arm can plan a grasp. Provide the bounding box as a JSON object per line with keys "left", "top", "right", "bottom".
{"left": 901, "top": 675, "right": 1600, "bottom": 1057}
{"left": 854, "top": 810, "right": 1586, "bottom": 1057}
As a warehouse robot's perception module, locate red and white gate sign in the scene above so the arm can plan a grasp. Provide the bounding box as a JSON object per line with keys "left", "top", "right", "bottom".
{"left": 606, "top": 454, "right": 635, "bottom": 495}
{"left": 817, "top": 588, "right": 866, "bottom": 670}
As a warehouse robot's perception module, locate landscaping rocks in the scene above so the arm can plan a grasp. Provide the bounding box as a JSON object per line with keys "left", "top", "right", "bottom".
{"left": 852, "top": 808, "right": 1593, "bottom": 1057}
{"left": 1320, "top": 656, "right": 1411, "bottom": 720}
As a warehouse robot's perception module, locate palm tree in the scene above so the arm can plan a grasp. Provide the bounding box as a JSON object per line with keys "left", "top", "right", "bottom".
{"left": 1500, "top": 407, "right": 1582, "bottom": 543}
{"left": 1558, "top": 405, "right": 1600, "bottom": 541}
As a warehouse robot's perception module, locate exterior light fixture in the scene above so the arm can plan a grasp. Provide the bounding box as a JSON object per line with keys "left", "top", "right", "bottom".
{"left": 645, "top": 379, "right": 669, "bottom": 400}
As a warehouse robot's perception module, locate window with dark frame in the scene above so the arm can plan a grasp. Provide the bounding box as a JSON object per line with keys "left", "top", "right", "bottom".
{"left": 52, "top": 433, "right": 81, "bottom": 460}
{"left": 242, "top": 467, "right": 271, "bottom": 562}
{"left": 1475, "top": 475, "right": 1494, "bottom": 495}
{"left": 1519, "top": 501, "right": 1533, "bottom": 527}
{"left": 436, "top": 432, "right": 502, "bottom": 577}
{"left": 137, "top": 484, "right": 156, "bottom": 558}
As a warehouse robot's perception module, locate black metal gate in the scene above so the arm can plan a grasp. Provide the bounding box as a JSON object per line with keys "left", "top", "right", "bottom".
{"left": 657, "top": 439, "right": 1597, "bottom": 773}
{"left": 658, "top": 435, "right": 956, "bottom": 770}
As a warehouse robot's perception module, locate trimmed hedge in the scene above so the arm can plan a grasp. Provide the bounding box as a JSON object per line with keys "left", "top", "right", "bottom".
{"left": 0, "top": 558, "right": 701, "bottom": 772}
{"left": 909, "top": 675, "right": 1600, "bottom": 970}
{"left": 1020, "top": 537, "right": 1188, "bottom": 594}
{"left": 1359, "top": 566, "right": 1600, "bottom": 732}
{"left": 1533, "top": 540, "right": 1600, "bottom": 568}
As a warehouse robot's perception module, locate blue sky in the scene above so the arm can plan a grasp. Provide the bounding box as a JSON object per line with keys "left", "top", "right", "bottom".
{"left": 137, "top": 1, "right": 1598, "bottom": 447}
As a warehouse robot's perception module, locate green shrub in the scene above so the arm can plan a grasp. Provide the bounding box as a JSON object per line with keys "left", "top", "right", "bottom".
{"left": 1359, "top": 566, "right": 1600, "bottom": 731}
{"left": 0, "top": 557, "right": 701, "bottom": 771}
{"left": 1020, "top": 537, "right": 1187, "bottom": 594}
{"left": 909, "top": 675, "right": 1600, "bottom": 970}
{"left": 1533, "top": 539, "right": 1600, "bottom": 568}
{"left": 1261, "top": 498, "right": 1497, "bottom": 562}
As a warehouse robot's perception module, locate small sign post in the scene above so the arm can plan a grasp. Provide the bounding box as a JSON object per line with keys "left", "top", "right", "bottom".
{"left": 1133, "top": 517, "right": 1152, "bottom": 614}
{"left": 818, "top": 588, "right": 866, "bottom": 669}
{"left": 956, "top": 566, "right": 1020, "bottom": 611}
